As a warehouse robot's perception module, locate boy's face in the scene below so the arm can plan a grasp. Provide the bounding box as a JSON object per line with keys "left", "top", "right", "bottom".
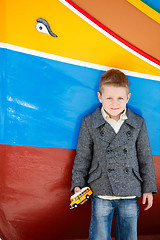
{"left": 97, "top": 85, "right": 131, "bottom": 121}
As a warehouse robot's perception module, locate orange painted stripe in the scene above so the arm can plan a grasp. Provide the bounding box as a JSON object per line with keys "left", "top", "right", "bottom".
{"left": 60, "top": 0, "right": 160, "bottom": 69}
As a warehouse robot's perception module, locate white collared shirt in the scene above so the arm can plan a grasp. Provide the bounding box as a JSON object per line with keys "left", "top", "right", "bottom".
{"left": 101, "top": 106, "right": 127, "bottom": 133}
{"left": 98, "top": 107, "right": 136, "bottom": 200}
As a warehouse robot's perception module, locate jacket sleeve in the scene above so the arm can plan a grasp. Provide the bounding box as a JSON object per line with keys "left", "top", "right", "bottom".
{"left": 136, "top": 119, "right": 157, "bottom": 194}
{"left": 71, "top": 117, "right": 93, "bottom": 192}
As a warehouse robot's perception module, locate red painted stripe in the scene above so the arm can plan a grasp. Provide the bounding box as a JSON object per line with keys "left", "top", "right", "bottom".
{"left": 65, "top": 0, "right": 160, "bottom": 67}
{"left": 0, "top": 145, "right": 160, "bottom": 239}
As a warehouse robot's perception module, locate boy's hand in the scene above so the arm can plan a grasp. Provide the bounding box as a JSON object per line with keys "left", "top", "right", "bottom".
{"left": 74, "top": 187, "right": 88, "bottom": 205}
{"left": 142, "top": 192, "right": 153, "bottom": 210}
{"left": 74, "top": 187, "right": 82, "bottom": 194}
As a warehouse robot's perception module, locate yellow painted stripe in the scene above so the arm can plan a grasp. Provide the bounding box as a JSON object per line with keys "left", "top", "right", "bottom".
{"left": 127, "top": 0, "right": 160, "bottom": 24}
{"left": 0, "top": 0, "right": 160, "bottom": 76}
{"left": 0, "top": 1, "right": 5, "bottom": 42}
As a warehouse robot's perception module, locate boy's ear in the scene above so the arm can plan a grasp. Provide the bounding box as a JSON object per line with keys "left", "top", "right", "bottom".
{"left": 127, "top": 92, "right": 131, "bottom": 102}
{"left": 97, "top": 92, "right": 102, "bottom": 103}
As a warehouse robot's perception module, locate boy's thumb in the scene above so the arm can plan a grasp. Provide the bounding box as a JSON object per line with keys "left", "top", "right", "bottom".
{"left": 142, "top": 194, "right": 146, "bottom": 204}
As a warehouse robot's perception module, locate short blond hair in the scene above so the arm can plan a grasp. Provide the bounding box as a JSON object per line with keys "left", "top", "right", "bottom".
{"left": 99, "top": 69, "right": 129, "bottom": 93}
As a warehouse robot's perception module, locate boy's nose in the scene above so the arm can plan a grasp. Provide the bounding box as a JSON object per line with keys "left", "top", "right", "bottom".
{"left": 112, "top": 100, "right": 118, "bottom": 106}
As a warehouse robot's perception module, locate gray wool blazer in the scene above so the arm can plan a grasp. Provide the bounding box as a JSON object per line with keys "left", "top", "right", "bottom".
{"left": 71, "top": 106, "right": 157, "bottom": 197}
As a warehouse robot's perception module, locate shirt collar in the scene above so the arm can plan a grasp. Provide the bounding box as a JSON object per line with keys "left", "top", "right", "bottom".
{"left": 101, "top": 106, "right": 128, "bottom": 121}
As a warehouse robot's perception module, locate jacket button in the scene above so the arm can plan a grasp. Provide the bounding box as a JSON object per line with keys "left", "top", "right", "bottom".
{"left": 107, "top": 150, "right": 112, "bottom": 153}
{"left": 100, "top": 130, "right": 105, "bottom": 136}
{"left": 124, "top": 148, "right": 128, "bottom": 153}
{"left": 108, "top": 168, "right": 114, "bottom": 172}
{"left": 124, "top": 168, "right": 129, "bottom": 173}
{"left": 126, "top": 131, "right": 131, "bottom": 136}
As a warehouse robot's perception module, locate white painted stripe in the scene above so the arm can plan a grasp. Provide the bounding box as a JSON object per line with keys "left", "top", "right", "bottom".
{"left": 58, "top": 0, "right": 160, "bottom": 70}
{"left": 0, "top": 42, "right": 160, "bottom": 81}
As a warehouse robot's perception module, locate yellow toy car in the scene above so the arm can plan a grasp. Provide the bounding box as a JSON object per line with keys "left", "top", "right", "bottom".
{"left": 70, "top": 187, "right": 93, "bottom": 209}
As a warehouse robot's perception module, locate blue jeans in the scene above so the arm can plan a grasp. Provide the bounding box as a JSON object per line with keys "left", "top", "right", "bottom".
{"left": 89, "top": 196, "right": 139, "bottom": 240}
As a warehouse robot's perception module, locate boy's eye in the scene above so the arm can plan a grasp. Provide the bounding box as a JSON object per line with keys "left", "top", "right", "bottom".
{"left": 118, "top": 97, "right": 124, "bottom": 100}
{"left": 106, "top": 97, "right": 112, "bottom": 100}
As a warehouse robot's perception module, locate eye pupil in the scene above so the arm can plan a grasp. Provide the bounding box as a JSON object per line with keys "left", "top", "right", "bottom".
{"left": 39, "top": 26, "right": 43, "bottom": 30}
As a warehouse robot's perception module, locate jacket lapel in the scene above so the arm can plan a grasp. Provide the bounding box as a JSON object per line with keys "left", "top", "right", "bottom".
{"left": 107, "top": 108, "right": 138, "bottom": 149}
{"left": 92, "top": 106, "right": 117, "bottom": 146}
{"left": 92, "top": 106, "right": 138, "bottom": 149}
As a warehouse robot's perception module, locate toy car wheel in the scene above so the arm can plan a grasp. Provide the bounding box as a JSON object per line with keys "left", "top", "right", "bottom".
{"left": 86, "top": 195, "right": 90, "bottom": 199}
{"left": 74, "top": 204, "right": 78, "bottom": 208}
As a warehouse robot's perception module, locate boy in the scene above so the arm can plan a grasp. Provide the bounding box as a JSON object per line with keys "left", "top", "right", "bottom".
{"left": 71, "top": 69, "right": 157, "bottom": 240}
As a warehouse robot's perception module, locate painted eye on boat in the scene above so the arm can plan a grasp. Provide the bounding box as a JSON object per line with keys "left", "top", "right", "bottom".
{"left": 36, "top": 18, "right": 58, "bottom": 37}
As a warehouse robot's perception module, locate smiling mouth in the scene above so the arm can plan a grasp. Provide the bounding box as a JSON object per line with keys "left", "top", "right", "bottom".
{"left": 110, "top": 108, "right": 119, "bottom": 110}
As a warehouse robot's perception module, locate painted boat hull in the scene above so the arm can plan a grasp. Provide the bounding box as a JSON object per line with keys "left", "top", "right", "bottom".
{"left": 0, "top": 0, "right": 160, "bottom": 239}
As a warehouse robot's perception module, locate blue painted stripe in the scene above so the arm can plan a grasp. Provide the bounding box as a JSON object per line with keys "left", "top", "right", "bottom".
{"left": 0, "top": 48, "right": 160, "bottom": 155}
